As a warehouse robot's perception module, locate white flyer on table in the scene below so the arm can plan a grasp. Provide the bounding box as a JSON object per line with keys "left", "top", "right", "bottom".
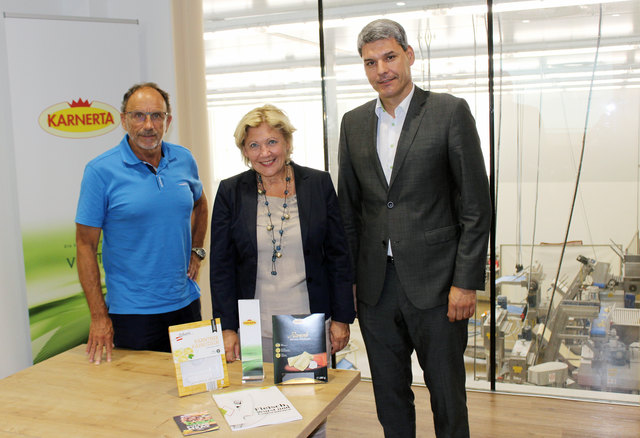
{"left": 212, "top": 386, "right": 302, "bottom": 431}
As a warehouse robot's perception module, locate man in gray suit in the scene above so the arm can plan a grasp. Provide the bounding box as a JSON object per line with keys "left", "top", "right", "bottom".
{"left": 338, "top": 19, "right": 491, "bottom": 438}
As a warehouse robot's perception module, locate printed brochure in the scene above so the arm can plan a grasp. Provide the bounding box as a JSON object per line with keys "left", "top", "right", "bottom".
{"left": 212, "top": 386, "right": 302, "bottom": 431}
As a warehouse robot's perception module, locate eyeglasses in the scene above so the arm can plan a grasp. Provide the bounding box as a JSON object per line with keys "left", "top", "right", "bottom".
{"left": 124, "top": 111, "right": 169, "bottom": 124}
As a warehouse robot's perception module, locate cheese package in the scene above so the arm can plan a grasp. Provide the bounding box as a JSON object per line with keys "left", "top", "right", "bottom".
{"left": 272, "top": 313, "right": 327, "bottom": 384}
{"left": 169, "top": 319, "right": 230, "bottom": 396}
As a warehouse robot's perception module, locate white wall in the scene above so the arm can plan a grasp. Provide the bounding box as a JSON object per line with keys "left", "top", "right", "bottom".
{"left": 0, "top": 0, "right": 177, "bottom": 378}
{"left": 0, "top": 11, "right": 31, "bottom": 378}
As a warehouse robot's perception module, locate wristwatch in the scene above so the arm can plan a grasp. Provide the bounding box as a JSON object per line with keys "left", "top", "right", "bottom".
{"left": 191, "top": 247, "right": 206, "bottom": 260}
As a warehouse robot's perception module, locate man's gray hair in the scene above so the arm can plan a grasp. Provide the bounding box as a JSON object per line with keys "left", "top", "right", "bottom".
{"left": 121, "top": 82, "right": 171, "bottom": 114}
{"left": 357, "top": 19, "right": 409, "bottom": 56}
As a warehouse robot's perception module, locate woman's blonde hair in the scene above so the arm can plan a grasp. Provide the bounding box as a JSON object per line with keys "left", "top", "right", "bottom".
{"left": 234, "top": 104, "right": 296, "bottom": 166}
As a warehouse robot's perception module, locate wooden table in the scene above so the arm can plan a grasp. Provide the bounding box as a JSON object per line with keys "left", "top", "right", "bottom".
{"left": 0, "top": 345, "right": 360, "bottom": 437}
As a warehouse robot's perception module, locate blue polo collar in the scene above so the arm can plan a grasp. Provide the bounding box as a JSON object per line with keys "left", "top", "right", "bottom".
{"left": 119, "top": 134, "right": 174, "bottom": 167}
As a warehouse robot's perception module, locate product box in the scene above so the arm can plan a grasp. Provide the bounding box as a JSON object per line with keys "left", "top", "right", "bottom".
{"left": 238, "top": 299, "right": 264, "bottom": 382}
{"left": 527, "top": 361, "right": 568, "bottom": 387}
{"left": 169, "top": 319, "right": 230, "bottom": 396}
{"left": 272, "top": 313, "right": 327, "bottom": 384}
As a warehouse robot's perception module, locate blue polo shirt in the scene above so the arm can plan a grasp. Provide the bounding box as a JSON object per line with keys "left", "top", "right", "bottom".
{"left": 76, "top": 135, "right": 203, "bottom": 314}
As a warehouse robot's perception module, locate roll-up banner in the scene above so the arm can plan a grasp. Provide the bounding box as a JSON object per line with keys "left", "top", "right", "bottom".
{"left": 4, "top": 14, "right": 140, "bottom": 363}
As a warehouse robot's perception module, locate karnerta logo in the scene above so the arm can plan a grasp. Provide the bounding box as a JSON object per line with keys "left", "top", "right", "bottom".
{"left": 39, "top": 98, "right": 120, "bottom": 138}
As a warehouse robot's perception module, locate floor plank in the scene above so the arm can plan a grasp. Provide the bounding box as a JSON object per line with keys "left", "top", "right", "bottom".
{"left": 327, "top": 381, "right": 640, "bottom": 437}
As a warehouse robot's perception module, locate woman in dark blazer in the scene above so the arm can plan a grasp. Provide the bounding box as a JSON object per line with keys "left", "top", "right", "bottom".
{"left": 210, "top": 104, "right": 356, "bottom": 364}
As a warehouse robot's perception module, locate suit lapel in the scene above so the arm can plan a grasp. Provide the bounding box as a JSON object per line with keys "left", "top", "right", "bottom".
{"left": 364, "top": 105, "right": 389, "bottom": 190}
{"left": 292, "top": 163, "right": 311, "bottom": 247}
{"left": 240, "top": 170, "right": 258, "bottom": 252}
{"left": 389, "top": 88, "right": 429, "bottom": 188}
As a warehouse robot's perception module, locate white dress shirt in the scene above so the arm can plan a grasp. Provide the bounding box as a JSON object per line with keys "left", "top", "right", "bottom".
{"left": 375, "top": 85, "right": 415, "bottom": 256}
{"left": 375, "top": 84, "right": 415, "bottom": 184}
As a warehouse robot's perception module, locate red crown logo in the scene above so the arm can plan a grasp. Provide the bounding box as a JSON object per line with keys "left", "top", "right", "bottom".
{"left": 68, "top": 98, "right": 92, "bottom": 108}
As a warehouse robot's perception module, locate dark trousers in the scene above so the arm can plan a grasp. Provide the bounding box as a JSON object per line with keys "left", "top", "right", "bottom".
{"left": 358, "top": 262, "right": 470, "bottom": 438}
{"left": 110, "top": 298, "right": 201, "bottom": 352}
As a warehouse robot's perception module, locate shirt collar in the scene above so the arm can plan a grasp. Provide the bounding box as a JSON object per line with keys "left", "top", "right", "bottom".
{"left": 375, "top": 84, "right": 415, "bottom": 118}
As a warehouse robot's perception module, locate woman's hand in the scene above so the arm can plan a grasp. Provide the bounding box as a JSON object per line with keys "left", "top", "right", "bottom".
{"left": 222, "top": 329, "right": 240, "bottom": 362}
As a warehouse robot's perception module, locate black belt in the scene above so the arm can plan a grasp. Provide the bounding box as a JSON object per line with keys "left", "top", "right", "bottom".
{"left": 387, "top": 256, "right": 394, "bottom": 264}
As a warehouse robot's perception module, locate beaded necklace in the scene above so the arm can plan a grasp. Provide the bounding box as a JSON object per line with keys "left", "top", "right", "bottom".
{"left": 257, "top": 164, "right": 291, "bottom": 276}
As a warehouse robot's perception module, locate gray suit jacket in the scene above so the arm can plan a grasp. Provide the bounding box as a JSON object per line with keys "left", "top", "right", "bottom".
{"left": 338, "top": 86, "right": 491, "bottom": 309}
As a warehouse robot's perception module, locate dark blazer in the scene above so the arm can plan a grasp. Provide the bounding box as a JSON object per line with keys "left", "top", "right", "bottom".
{"left": 338, "top": 87, "right": 491, "bottom": 309}
{"left": 210, "top": 162, "right": 356, "bottom": 332}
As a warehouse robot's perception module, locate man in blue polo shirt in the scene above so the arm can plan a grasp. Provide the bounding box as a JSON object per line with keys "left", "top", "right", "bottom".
{"left": 76, "top": 82, "right": 208, "bottom": 364}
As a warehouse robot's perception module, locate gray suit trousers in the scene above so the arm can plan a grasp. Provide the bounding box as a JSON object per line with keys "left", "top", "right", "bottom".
{"left": 358, "top": 261, "right": 470, "bottom": 438}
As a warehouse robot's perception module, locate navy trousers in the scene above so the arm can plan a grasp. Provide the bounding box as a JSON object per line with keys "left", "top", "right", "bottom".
{"left": 110, "top": 298, "right": 201, "bottom": 352}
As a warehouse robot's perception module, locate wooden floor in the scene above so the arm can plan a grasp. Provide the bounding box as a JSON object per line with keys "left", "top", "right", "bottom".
{"left": 327, "top": 381, "right": 640, "bottom": 437}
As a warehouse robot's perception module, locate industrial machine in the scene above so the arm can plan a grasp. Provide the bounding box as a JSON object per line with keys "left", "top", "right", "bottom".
{"left": 472, "top": 235, "right": 640, "bottom": 394}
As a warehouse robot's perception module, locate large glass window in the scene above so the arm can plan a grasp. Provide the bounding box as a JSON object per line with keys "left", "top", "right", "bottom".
{"left": 203, "top": 0, "right": 640, "bottom": 404}
{"left": 489, "top": 0, "right": 640, "bottom": 403}
{"left": 203, "top": 0, "right": 325, "bottom": 182}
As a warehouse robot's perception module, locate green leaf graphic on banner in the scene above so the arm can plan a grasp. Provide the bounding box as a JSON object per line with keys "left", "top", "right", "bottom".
{"left": 23, "top": 227, "right": 104, "bottom": 363}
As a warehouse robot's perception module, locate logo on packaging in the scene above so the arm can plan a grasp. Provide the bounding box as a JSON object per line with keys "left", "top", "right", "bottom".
{"left": 242, "top": 319, "right": 257, "bottom": 326}
{"left": 39, "top": 98, "right": 120, "bottom": 138}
